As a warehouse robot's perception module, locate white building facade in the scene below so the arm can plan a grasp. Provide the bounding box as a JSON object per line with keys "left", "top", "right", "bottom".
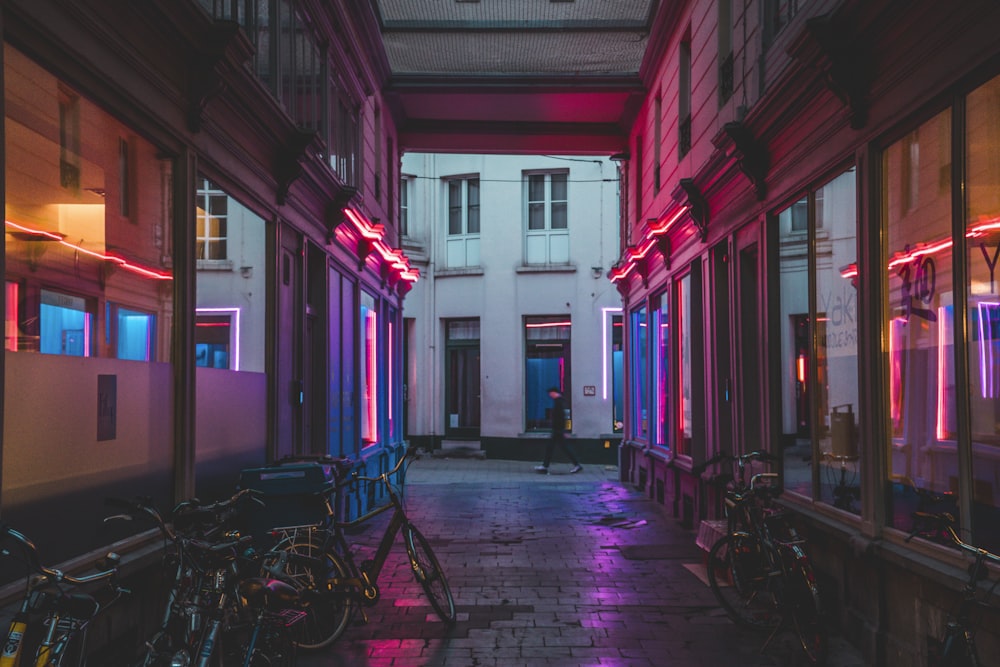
{"left": 401, "top": 154, "right": 623, "bottom": 463}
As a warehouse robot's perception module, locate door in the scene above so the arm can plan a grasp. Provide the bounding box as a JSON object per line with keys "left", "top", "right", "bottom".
{"left": 444, "top": 319, "right": 481, "bottom": 439}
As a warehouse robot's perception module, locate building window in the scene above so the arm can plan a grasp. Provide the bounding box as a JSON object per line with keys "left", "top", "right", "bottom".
{"left": 679, "top": 35, "right": 692, "bottom": 158}
{"left": 445, "top": 176, "right": 480, "bottom": 268}
{"left": 525, "top": 316, "right": 571, "bottom": 432}
{"left": 653, "top": 292, "right": 670, "bottom": 451}
{"left": 608, "top": 310, "right": 624, "bottom": 433}
{"left": 718, "top": 0, "right": 734, "bottom": 105}
{"left": 40, "top": 289, "right": 92, "bottom": 357}
{"left": 883, "top": 74, "right": 1000, "bottom": 552}
{"left": 762, "top": 0, "right": 803, "bottom": 49}
{"left": 654, "top": 95, "right": 662, "bottom": 193}
{"left": 677, "top": 274, "right": 694, "bottom": 457}
{"left": 110, "top": 304, "right": 155, "bottom": 361}
{"left": 524, "top": 171, "right": 569, "bottom": 265}
{"left": 195, "top": 309, "right": 239, "bottom": 369}
{"left": 400, "top": 175, "right": 412, "bottom": 237}
{"left": 630, "top": 305, "right": 648, "bottom": 440}
{"left": 196, "top": 179, "right": 229, "bottom": 261}
{"left": 776, "top": 167, "right": 860, "bottom": 513}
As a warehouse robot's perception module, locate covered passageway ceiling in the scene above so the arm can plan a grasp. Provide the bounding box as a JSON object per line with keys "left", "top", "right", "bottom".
{"left": 372, "top": 0, "right": 672, "bottom": 155}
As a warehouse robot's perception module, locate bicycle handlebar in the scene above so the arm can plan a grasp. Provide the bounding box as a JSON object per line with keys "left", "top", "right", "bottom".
{"left": 348, "top": 445, "right": 418, "bottom": 485}
{"left": 693, "top": 450, "right": 777, "bottom": 476}
{"left": 907, "top": 511, "right": 1000, "bottom": 565}
{"left": 0, "top": 524, "right": 120, "bottom": 587}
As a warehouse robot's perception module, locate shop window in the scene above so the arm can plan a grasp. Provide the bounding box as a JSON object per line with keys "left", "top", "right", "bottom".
{"left": 776, "top": 167, "right": 860, "bottom": 513}
{"left": 630, "top": 306, "right": 648, "bottom": 440}
{"left": 195, "top": 310, "right": 237, "bottom": 369}
{"left": 524, "top": 171, "right": 569, "bottom": 265}
{"left": 446, "top": 176, "right": 480, "bottom": 268}
{"left": 884, "top": 109, "right": 958, "bottom": 536}
{"left": 525, "top": 316, "right": 571, "bottom": 432}
{"left": 400, "top": 175, "right": 412, "bottom": 237}
{"left": 609, "top": 310, "right": 624, "bottom": 433}
{"left": 677, "top": 274, "right": 694, "bottom": 457}
{"left": 653, "top": 293, "right": 671, "bottom": 451}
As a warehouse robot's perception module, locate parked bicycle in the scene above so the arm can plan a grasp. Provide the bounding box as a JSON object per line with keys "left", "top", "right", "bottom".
{"left": 106, "top": 491, "right": 305, "bottom": 667}
{"left": 697, "top": 450, "right": 827, "bottom": 664}
{"left": 907, "top": 511, "right": 1000, "bottom": 667}
{"left": 0, "top": 524, "right": 126, "bottom": 667}
{"left": 265, "top": 446, "right": 455, "bottom": 650}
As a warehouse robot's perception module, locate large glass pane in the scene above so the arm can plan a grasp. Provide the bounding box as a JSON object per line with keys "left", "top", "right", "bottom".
{"left": 631, "top": 306, "right": 648, "bottom": 440}
{"left": 678, "top": 275, "right": 693, "bottom": 457}
{"left": 4, "top": 44, "right": 174, "bottom": 564}
{"left": 448, "top": 180, "right": 463, "bottom": 235}
{"left": 525, "top": 316, "right": 571, "bottom": 431}
{"left": 884, "top": 109, "right": 957, "bottom": 533}
{"left": 815, "top": 169, "right": 861, "bottom": 514}
{"left": 654, "top": 294, "right": 670, "bottom": 451}
{"left": 966, "top": 74, "right": 1000, "bottom": 549}
{"left": 467, "top": 179, "right": 480, "bottom": 234}
{"left": 777, "top": 196, "right": 812, "bottom": 497}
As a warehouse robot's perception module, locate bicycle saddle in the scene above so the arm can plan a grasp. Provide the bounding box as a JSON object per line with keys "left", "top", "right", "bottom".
{"left": 239, "top": 578, "right": 300, "bottom": 610}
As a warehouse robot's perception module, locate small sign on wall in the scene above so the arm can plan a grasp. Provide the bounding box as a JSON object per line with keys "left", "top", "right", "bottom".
{"left": 97, "top": 374, "right": 117, "bottom": 441}
{"left": 583, "top": 385, "right": 596, "bottom": 396}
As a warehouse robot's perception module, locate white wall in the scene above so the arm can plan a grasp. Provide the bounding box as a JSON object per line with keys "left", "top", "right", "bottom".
{"left": 402, "top": 154, "right": 622, "bottom": 443}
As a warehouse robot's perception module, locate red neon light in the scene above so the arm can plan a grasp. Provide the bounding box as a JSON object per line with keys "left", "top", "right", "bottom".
{"left": 342, "top": 208, "right": 420, "bottom": 283}
{"left": 610, "top": 205, "right": 691, "bottom": 284}
{"left": 364, "top": 309, "right": 379, "bottom": 443}
{"left": 839, "top": 215, "right": 1000, "bottom": 280}
{"left": 5, "top": 220, "right": 172, "bottom": 281}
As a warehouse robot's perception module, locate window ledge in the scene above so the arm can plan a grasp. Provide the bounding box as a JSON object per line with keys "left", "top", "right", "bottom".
{"left": 196, "top": 259, "right": 234, "bottom": 271}
{"left": 516, "top": 263, "right": 576, "bottom": 274}
{"left": 434, "top": 267, "right": 484, "bottom": 278}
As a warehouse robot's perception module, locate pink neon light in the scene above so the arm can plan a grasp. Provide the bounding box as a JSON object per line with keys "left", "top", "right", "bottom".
{"left": 889, "top": 317, "right": 904, "bottom": 428}
{"left": 364, "top": 309, "right": 379, "bottom": 443}
{"left": 609, "top": 205, "right": 691, "bottom": 283}
{"left": 5, "top": 220, "right": 173, "bottom": 281}
{"left": 977, "top": 303, "right": 1000, "bottom": 399}
{"left": 797, "top": 354, "right": 807, "bottom": 384}
{"left": 388, "top": 320, "right": 394, "bottom": 437}
{"left": 936, "top": 307, "right": 948, "bottom": 441}
{"left": 342, "top": 208, "right": 420, "bottom": 283}
{"left": 839, "top": 215, "right": 1000, "bottom": 280}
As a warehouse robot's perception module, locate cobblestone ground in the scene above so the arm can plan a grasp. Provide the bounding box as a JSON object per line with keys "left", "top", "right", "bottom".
{"left": 298, "top": 456, "right": 865, "bottom": 667}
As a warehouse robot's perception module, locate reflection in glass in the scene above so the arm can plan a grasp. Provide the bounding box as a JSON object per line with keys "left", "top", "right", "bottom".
{"left": 884, "top": 109, "right": 957, "bottom": 534}
{"left": 966, "top": 74, "right": 1000, "bottom": 549}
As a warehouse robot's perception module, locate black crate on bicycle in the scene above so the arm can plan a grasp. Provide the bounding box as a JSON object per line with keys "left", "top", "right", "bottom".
{"left": 237, "top": 456, "right": 351, "bottom": 537}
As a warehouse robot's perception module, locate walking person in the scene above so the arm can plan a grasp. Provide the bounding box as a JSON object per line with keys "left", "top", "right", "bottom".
{"left": 535, "top": 387, "right": 583, "bottom": 474}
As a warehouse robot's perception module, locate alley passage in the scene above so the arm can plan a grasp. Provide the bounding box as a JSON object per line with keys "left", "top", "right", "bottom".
{"left": 298, "top": 457, "right": 837, "bottom": 667}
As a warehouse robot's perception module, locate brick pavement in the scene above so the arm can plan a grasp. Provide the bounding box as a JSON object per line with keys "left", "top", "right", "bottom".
{"left": 298, "top": 456, "right": 866, "bottom": 667}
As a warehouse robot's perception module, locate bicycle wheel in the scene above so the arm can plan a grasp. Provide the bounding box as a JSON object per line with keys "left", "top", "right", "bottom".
{"left": 706, "top": 533, "right": 781, "bottom": 629}
{"left": 785, "top": 558, "right": 827, "bottom": 664}
{"left": 403, "top": 524, "right": 456, "bottom": 623}
{"left": 270, "top": 537, "right": 352, "bottom": 650}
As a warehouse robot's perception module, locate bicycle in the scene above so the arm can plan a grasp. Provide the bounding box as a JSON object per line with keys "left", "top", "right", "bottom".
{"left": 106, "top": 492, "right": 305, "bottom": 667}
{"left": 697, "top": 450, "right": 827, "bottom": 664}
{"left": 907, "top": 511, "right": 1000, "bottom": 667}
{"left": 0, "top": 524, "right": 126, "bottom": 667}
{"left": 266, "top": 446, "right": 455, "bottom": 650}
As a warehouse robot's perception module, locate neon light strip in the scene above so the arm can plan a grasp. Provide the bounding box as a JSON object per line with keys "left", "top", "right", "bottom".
{"left": 196, "top": 307, "right": 241, "bottom": 371}
{"left": 602, "top": 307, "right": 622, "bottom": 400}
{"left": 388, "top": 320, "right": 394, "bottom": 435}
{"left": 525, "top": 321, "right": 571, "bottom": 328}
{"left": 609, "top": 205, "right": 691, "bottom": 283}
{"left": 839, "top": 215, "right": 1000, "bottom": 279}
{"left": 937, "top": 307, "right": 948, "bottom": 441}
{"left": 343, "top": 208, "right": 420, "bottom": 283}
{"left": 889, "top": 317, "right": 903, "bottom": 427}
{"left": 366, "top": 310, "right": 379, "bottom": 442}
{"left": 5, "top": 220, "right": 173, "bottom": 280}
{"left": 978, "top": 302, "right": 1000, "bottom": 398}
